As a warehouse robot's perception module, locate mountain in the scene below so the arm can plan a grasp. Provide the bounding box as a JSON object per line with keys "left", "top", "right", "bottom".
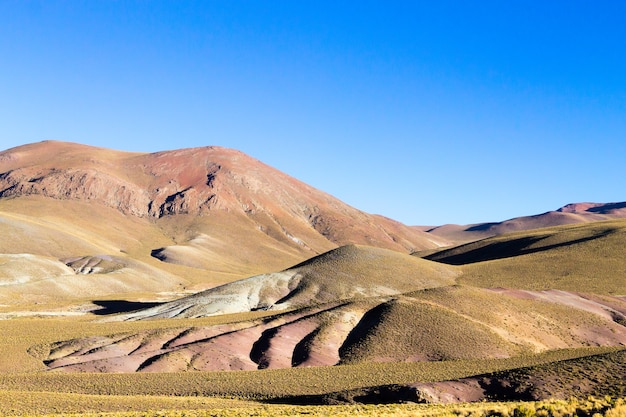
{"left": 423, "top": 202, "right": 626, "bottom": 243}
{"left": 0, "top": 141, "right": 445, "bottom": 251}
{"left": 0, "top": 140, "right": 446, "bottom": 306}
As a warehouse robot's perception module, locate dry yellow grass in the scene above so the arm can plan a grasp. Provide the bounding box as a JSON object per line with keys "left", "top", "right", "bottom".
{"left": 339, "top": 295, "right": 518, "bottom": 363}
{"left": 0, "top": 390, "right": 258, "bottom": 416}
{"left": 1, "top": 395, "right": 625, "bottom": 416}
{"left": 0, "top": 314, "right": 619, "bottom": 398}
{"left": 425, "top": 219, "right": 626, "bottom": 295}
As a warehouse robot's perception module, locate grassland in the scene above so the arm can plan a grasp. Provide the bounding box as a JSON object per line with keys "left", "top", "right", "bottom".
{"left": 0, "top": 315, "right": 623, "bottom": 414}
{"left": 3, "top": 347, "right": 620, "bottom": 398}
{"left": 426, "top": 219, "right": 626, "bottom": 294}
{"left": 2, "top": 395, "right": 626, "bottom": 416}
{"left": 480, "top": 348, "right": 626, "bottom": 401}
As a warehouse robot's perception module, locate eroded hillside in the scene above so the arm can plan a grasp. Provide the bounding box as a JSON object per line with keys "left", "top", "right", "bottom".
{"left": 40, "top": 229, "right": 626, "bottom": 373}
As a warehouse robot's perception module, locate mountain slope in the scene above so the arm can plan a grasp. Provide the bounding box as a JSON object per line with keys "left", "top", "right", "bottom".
{"left": 0, "top": 140, "right": 447, "bottom": 307}
{"left": 424, "top": 219, "right": 626, "bottom": 294}
{"left": 0, "top": 141, "right": 446, "bottom": 254}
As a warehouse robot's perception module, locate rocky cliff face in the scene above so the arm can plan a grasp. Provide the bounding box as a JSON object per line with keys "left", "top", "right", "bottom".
{"left": 0, "top": 143, "right": 227, "bottom": 218}
{"left": 0, "top": 168, "right": 152, "bottom": 217}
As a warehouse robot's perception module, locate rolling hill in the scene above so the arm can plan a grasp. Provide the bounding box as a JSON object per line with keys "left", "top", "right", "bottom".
{"left": 424, "top": 219, "right": 626, "bottom": 294}
{"left": 40, "top": 221, "right": 626, "bottom": 373}
{"left": 424, "top": 202, "right": 626, "bottom": 243}
{"left": 41, "top": 279, "right": 626, "bottom": 373}
{"left": 115, "top": 244, "right": 459, "bottom": 320}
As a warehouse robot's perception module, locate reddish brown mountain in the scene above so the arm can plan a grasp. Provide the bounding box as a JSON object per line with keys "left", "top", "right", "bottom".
{"left": 0, "top": 140, "right": 445, "bottom": 257}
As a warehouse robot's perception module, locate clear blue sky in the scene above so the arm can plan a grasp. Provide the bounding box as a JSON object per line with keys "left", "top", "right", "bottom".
{"left": 1, "top": 1, "right": 625, "bottom": 226}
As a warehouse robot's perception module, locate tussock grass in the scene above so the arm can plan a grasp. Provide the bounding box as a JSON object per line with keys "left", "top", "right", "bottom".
{"left": 485, "top": 348, "right": 626, "bottom": 401}
{"left": 0, "top": 390, "right": 257, "bottom": 415}
{"left": 2, "top": 397, "right": 626, "bottom": 416}
{"left": 0, "top": 346, "right": 620, "bottom": 399}
{"left": 339, "top": 296, "right": 517, "bottom": 363}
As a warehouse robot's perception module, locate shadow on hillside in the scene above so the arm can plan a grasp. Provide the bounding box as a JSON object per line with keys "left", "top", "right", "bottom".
{"left": 265, "top": 384, "right": 423, "bottom": 405}
{"left": 465, "top": 222, "right": 500, "bottom": 232}
{"left": 338, "top": 301, "right": 390, "bottom": 360}
{"left": 587, "top": 202, "right": 626, "bottom": 213}
{"left": 91, "top": 300, "right": 164, "bottom": 315}
{"left": 150, "top": 248, "right": 167, "bottom": 261}
{"left": 426, "top": 229, "right": 613, "bottom": 266}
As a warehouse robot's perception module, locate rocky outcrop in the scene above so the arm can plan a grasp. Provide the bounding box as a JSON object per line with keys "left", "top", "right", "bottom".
{"left": 0, "top": 168, "right": 152, "bottom": 217}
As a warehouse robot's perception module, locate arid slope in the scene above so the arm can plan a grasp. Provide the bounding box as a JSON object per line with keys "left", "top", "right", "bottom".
{"left": 39, "top": 219, "right": 626, "bottom": 373}
{"left": 42, "top": 283, "right": 626, "bottom": 373}
{"left": 0, "top": 140, "right": 446, "bottom": 254}
{"left": 0, "top": 141, "right": 447, "bottom": 306}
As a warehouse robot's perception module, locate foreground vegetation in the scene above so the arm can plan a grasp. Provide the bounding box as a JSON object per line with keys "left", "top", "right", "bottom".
{"left": 1, "top": 347, "right": 621, "bottom": 399}
{"left": 1, "top": 347, "right": 625, "bottom": 416}
{"left": 1, "top": 396, "right": 626, "bottom": 416}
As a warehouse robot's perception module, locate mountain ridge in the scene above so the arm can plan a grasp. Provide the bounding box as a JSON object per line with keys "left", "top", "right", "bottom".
{"left": 424, "top": 201, "right": 626, "bottom": 243}
{"left": 0, "top": 140, "right": 446, "bottom": 254}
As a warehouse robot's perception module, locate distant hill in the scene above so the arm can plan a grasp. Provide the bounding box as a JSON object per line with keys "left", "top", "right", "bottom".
{"left": 423, "top": 202, "right": 626, "bottom": 243}
{"left": 424, "top": 218, "right": 626, "bottom": 294}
